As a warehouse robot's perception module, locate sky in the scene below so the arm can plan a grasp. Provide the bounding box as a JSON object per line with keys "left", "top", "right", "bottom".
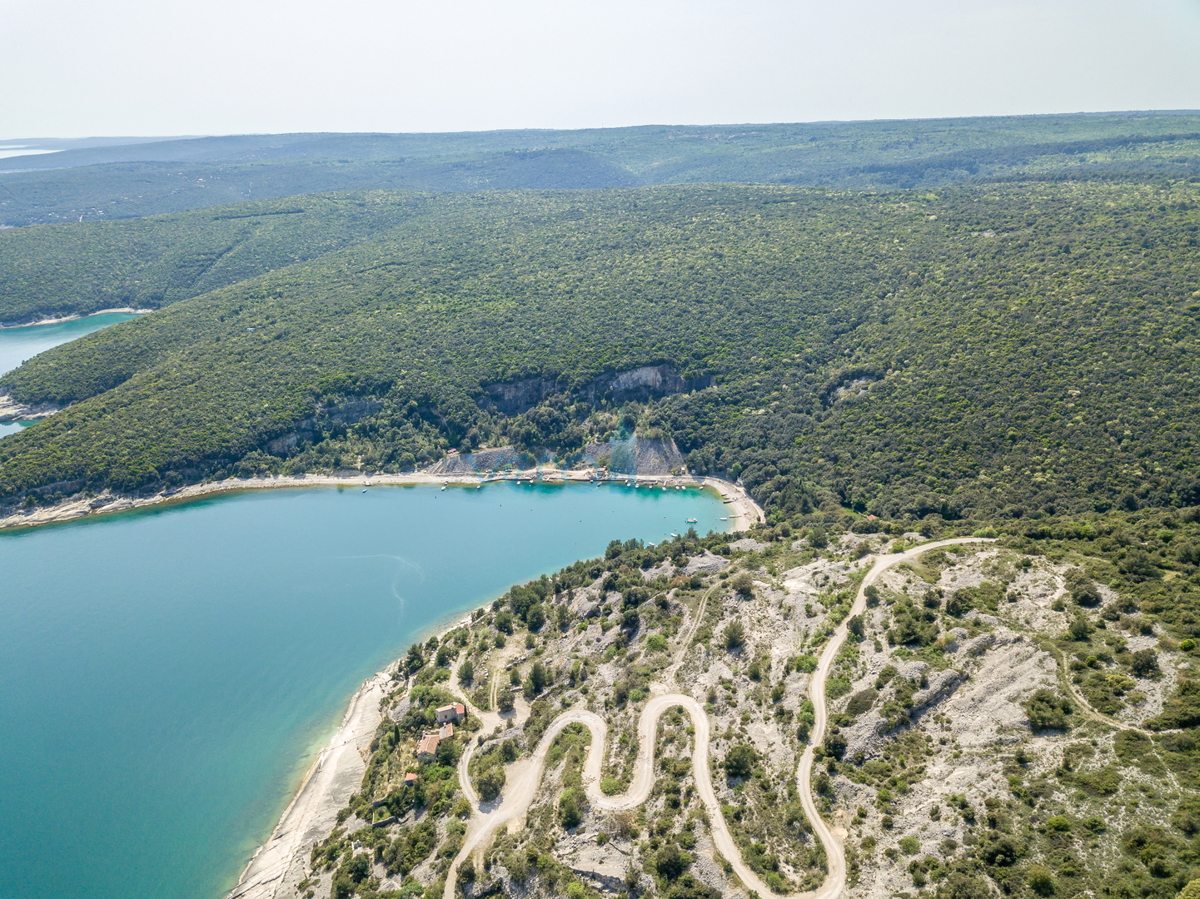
{"left": 2, "top": 0, "right": 1199, "bottom": 138}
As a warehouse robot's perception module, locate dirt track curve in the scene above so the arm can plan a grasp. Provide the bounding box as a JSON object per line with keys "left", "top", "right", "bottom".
{"left": 444, "top": 537, "right": 993, "bottom": 899}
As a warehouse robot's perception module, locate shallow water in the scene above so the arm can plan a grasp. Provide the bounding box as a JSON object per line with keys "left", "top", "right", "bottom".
{"left": 0, "top": 482, "right": 726, "bottom": 899}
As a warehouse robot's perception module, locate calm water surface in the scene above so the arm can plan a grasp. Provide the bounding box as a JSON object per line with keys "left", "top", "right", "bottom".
{"left": 0, "top": 482, "right": 727, "bottom": 899}
{"left": 0, "top": 312, "right": 139, "bottom": 437}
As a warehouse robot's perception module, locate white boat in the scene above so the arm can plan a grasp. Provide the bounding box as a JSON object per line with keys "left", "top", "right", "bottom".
{"left": 686, "top": 518, "right": 697, "bottom": 523}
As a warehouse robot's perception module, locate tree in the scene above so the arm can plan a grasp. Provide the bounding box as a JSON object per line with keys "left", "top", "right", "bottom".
{"left": 1178, "top": 880, "right": 1200, "bottom": 899}
{"left": 405, "top": 643, "right": 424, "bottom": 673}
{"left": 654, "top": 844, "right": 690, "bottom": 881}
{"left": 1067, "top": 616, "right": 1093, "bottom": 641}
{"left": 847, "top": 614, "right": 865, "bottom": 639}
{"left": 525, "top": 661, "right": 548, "bottom": 697}
{"left": 723, "top": 620, "right": 746, "bottom": 652}
{"left": 1071, "top": 581, "right": 1101, "bottom": 607}
{"left": 723, "top": 742, "right": 757, "bottom": 779}
{"left": 458, "top": 659, "right": 474, "bottom": 685}
{"left": 477, "top": 766, "right": 505, "bottom": 802}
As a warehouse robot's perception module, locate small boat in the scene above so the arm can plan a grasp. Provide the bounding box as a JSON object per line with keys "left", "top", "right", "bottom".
{"left": 686, "top": 518, "right": 697, "bottom": 523}
{"left": 720, "top": 516, "right": 728, "bottom": 521}
{"left": 670, "top": 533, "right": 680, "bottom": 538}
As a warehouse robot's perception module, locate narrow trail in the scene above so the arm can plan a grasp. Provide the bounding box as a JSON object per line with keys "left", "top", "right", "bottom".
{"left": 442, "top": 537, "right": 992, "bottom": 899}
{"left": 664, "top": 583, "right": 719, "bottom": 681}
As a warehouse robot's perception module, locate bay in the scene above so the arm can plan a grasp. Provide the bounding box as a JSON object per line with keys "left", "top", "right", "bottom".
{"left": 0, "top": 312, "right": 140, "bottom": 438}
{"left": 0, "top": 481, "right": 727, "bottom": 899}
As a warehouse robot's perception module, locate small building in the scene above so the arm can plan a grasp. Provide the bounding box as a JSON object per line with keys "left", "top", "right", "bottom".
{"left": 435, "top": 703, "right": 466, "bottom": 725}
{"left": 440, "top": 722, "right": 454, "bottom": 740}
{"left": 416, "top": 731, "right": 441, "bottom": 762}
{"left": 403, "top": 772, "right": 418, "bottom": 786}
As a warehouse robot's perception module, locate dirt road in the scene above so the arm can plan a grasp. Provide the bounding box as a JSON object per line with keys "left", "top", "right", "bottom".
{"left": 444, "top": 537, "right": 992, "bottom": 899}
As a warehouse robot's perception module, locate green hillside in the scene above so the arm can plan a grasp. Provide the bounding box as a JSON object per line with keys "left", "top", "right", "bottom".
{"left": 3, "top": 112, "right": 1199, "bottom": 226}
{"left": 1, "top": 180, "right": 1198, "bottom": 522}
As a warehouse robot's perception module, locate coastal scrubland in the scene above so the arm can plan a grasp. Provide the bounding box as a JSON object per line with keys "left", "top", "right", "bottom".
{"left": 1, "top": 178, "right": 1198, "bottom": 526}
{"left": 281, "top": 504, "right": 1200, "bottom": 899}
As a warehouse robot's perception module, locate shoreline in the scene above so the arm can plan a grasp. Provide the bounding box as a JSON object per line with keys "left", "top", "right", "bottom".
{"left": 226, "top": 608, "right": 480, "bottom": 899}
{"left": 0, "top": 469, "right": 764, "bottom": 533}
{"left": 216, "top": 472, "right": 760, "bottom": 899}
{"left": 0, "top": 307, "right": 152, "bottom": 329}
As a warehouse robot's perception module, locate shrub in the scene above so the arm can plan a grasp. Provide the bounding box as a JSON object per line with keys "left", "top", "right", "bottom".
{"left": 1027, "top": 865, "right": 1055, "bottom": 896}
{"left": 1131, "top": 648, "right": 1160, "bottom": 677}
{"left": 731, "top": 572, "right": 754, "bottom": 597}
{"left": 1023, "top": 688, "right": 1073, "bottom": 731}
{"left": 723, "top": 742, "right": 758, "bottom": 779}
{"left": 792, "top": 654, "right": 819, "bottom": 673}
{"left": 655, "top": 844, "right": 691, "bottom": 880}
{"left": 559, "top": 787, "right": 585, "bottom": 829}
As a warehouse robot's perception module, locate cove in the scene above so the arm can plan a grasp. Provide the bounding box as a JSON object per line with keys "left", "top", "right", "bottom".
{"left": 0, "top": 481, "right": 728, "bottom": 899}
{"left": 0, "top": 311, "right": 140, "bottom": 438}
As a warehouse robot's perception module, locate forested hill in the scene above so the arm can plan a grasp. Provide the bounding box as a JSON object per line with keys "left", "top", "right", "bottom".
{"left": 2, "top": 111, "right": 1200, "bottom": 225}
{"left": 1, "top": 180, "right": 1198, "bottom": 523}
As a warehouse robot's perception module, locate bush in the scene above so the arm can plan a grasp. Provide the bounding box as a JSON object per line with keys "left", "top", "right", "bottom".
{"left": 723, "top": 742, "right": 758, "bottom": 779}
{"left": 655, "top": 844, "right": 691, "bottom": 881}
{"left": 1027, "top": 865, "right": 1055, "bottom": 896}
{"left": 1023, "top": 688, "right": 1073, "bottom": 731}
{"left": 792, "top": 654, "right": 818, "bottom": 673}
{"left": 1131, "top": 648, "right": 1160, "bottom": 677}
{"left": 559, "top": 787, "right": 585, "bottom": 829}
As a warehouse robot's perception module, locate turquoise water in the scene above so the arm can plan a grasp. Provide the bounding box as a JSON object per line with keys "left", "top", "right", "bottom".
{"left": 0, "top": 482, "right": 726, "bottom": 899}
{"left": 0, "top": 312, "right": 140, "bottom": 438}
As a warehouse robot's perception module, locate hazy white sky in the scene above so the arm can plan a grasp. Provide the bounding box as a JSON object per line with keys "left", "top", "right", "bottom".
{"left": 2, "top": 0, "right": 1199, "bottom": 137}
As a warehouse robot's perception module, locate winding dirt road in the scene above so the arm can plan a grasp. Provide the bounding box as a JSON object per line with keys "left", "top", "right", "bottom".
{"left": 443, "top": 537, "right": 992, "bottom": 899}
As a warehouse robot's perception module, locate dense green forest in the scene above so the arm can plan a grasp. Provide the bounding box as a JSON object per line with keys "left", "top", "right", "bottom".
{"left": 3, "top": 112, "right": 1199, "bottom": 226}
{"left": 1, "top": 178, "right": 1197, "bottom": 524}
